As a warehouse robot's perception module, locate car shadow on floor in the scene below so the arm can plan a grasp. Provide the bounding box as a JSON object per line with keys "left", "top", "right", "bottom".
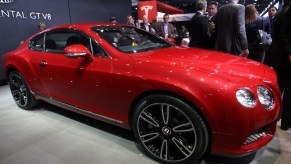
{"left": 38, "top": 102, "right": 257, "bottom": 164}
{"left": 202, "top": 153, "right": 256, "bottom": 164}
{"left": 38, "top": 102, "right": 135, "bottom": 141}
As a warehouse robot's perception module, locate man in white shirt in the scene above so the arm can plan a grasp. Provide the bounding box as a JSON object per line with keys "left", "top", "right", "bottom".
{"left": 140, "top": 16, "right": 155, "bottom": 34}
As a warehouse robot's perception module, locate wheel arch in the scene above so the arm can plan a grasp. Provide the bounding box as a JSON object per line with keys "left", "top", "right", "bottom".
{"left": 5, "top": 65, "right": 33, "bottom": 89}
{"left": 128, "top": 89, "right": 213, "bottom": 155}
{"left": 5, "top": 66, "right": 20, "bottom": 80}
{"left": 4, "top": 55, "right": 42, "bottom": 93}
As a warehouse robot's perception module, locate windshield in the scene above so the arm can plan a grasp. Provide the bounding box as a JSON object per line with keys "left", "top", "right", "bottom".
{"left": 92, "top": 26, "right": 173, "bottom": 53}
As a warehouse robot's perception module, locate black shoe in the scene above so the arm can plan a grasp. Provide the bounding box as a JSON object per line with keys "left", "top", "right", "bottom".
{"left": 280, "top": 125, "right": 291, "bottom": 131}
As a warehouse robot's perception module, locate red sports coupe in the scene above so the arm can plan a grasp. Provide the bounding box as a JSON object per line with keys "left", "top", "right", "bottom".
{"left": 3, "top": 23, "right": 281, "bottom": 163}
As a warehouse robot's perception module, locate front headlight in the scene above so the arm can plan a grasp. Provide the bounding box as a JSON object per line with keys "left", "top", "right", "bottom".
{"left": 236, "top": 89, "right": 256, "bottom": 108}
{"left": 257, "top": 86, "right": 274, "bottom": 110}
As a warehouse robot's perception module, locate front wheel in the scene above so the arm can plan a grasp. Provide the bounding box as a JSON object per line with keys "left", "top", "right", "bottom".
{"left": 132, "top": 95, "right": 209, "bottom": 163}
{"left": 8, "top": 71, "right": 38, "bottom": 110}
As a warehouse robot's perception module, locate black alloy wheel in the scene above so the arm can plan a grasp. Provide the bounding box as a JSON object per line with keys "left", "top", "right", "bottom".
{"left": 132, "top": 95, "right": 209, "bottom": 163}
{"left": 8, "top": 71, "right": 38, "bottom": 110}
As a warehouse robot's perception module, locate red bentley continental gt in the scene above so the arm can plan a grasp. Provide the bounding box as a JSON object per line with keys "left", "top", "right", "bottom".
{"left": 3, "top": 23, "right": 281, "bottom": 163}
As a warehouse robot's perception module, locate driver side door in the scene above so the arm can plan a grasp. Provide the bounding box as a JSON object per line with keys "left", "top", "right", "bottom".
{"left": 30, "top": 29, "right": 113, "bottom": 110}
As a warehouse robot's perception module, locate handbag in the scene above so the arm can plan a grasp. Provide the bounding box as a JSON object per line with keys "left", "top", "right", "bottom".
{"left": 256, "top": 18, "right": 272, "bottom": 46}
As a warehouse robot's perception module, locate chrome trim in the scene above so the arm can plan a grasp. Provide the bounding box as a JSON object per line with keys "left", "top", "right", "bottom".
{"left": 56, "top": 100, "right": 123, "bottom": 124}
{"left": 243, "top": 132, "right": 266, "bottom": 145}
{"left": 65, "top": 52, "right": 87, "bottom": 57}
{"left": 33, "top": 92, "right": 123, "bottom": 124}
{"left": 263, "top": 80, "right": 272, "bottom": 83}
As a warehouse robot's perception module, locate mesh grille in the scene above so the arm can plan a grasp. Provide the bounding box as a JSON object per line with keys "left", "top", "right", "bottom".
{"left": 243, "top": 132, "right": 266, "bottom": 145}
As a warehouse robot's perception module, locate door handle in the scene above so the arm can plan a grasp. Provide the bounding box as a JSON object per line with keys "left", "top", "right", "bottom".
{"left": 39, "top": 61, "right": 48, "bottom": 67}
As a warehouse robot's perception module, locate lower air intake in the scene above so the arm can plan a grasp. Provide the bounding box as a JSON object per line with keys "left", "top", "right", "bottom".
{"left": 244, "top": 132, "right": 266, "bottom": 145}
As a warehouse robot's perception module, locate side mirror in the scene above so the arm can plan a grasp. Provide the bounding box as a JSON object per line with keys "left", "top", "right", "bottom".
{"left": 64, "top": 44, "right": 93, "bottom": 62}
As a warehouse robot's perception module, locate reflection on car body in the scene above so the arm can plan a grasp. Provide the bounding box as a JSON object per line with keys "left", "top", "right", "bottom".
{"left": 3, "top": 23, "right": 281, "bottom": 164}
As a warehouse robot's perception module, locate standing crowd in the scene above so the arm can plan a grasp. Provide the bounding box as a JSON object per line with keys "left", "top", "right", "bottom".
{"left": 109, "top": 14, "right": 180, "bottom": 41}
{"left": 108, "top": 0, "right": 291, "bottom": 131}
{"left": 189, "top": 0, "right": 291, "bottom": 131}
{"left": 38, "top": 0, "right": 291, "bottom": 130}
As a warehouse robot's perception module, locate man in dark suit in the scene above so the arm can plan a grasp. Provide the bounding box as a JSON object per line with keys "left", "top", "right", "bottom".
{"left": 189, "top": 0, "right": 210, "bottom": 49}
{"left": 207, "top": 1, "right": 218, "bottom": 21}
{"left": 207, "top": 1, "right": 218, "bottom": 49}
{"left": 127, "top": 15, "right": 139, "bottom": 27}
{"left": 267, "top": 6, "right": 278, "bottom": 34}
{"left": 156, "top": 13, "right": 176, "bottom": 39}
{"left": 268, "top": 0, "right": 291, "bottom": 131}
{"left": 214, "top": 0, "right": 249, "bottom": 56}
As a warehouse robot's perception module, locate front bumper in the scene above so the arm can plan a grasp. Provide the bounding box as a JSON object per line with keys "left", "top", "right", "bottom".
{"left": 211, "top": 120, "right": 277, "bottom": 157}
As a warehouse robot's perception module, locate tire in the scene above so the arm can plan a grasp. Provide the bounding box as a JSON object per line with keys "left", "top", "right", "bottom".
{"left": 8, "top": 71, "right": 38, "bottom": 110}
{"left": 132, "top": 95, "right": 209, "bottom": 164}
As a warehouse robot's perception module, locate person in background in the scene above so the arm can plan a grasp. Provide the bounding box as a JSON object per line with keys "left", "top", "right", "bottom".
{"left": 178, "top": 25, "right": 189, "bottom": 38}
{"left": 207, "top": 1, "right": 218, "bottom": 49}
{"left": 156, "top": 13, "right": 176, "bottom": 39}
{"left": 268, "top": 6, "right": 278, "bottom": 33}
{"left": 127, "top": 15, "right": 139, "bottom": 27}
{"left": 171, "top": 17, "right": 179, "bottom": 39}
{"left": 188, "top": 0, "right": 210, "bottom": 49}
{"left": 245, "top": 4, "right": 270, "bottom": 63}
{"left": 179, "top": 25, "right": 190, "bottom": 46}
{"left": 38, "top": 22, "right": 46, "bottom": 31}
{"left": 213, "top": 0, "right": 249, "bottom": 56}
{"left": 262, "top": 7, "right": 277, "bottom": 62}
{"left": 22, "top": 22, "right": 45, "bottom": 44}
{"left": 207, "top": 1, "right": 218, "bottom": 21}
{"left": 140, "top": 16, "right": 155, "bottom": 34}
{"left": 109, "top": 16, "right": 117, "bottom": 23}
{"left": 151, "top": 18, "right": 159, "bottom": 32}
{"left": 267, "top": 0, "right": 291, "bottom": 131}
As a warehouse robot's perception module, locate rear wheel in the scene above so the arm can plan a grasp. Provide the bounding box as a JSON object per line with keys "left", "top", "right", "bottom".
{"left": 132, "top": 95, "right": 209, "bottom": 163}
{"left": 8, "top": 71, "right": 38, "bottom": 110}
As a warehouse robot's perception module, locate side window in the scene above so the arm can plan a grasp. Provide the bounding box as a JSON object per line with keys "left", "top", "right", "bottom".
{"left": 44, "top": 30, "right": 91, "bottom": 53}
{"left": 45, "top": 32, "right": 69, "bottom": 53}
{"left": 90, "top": 39, "right": 107, "bottom": 57}
{"left": 29, "top": 29, "right": 107, "bottom": 57}
{"left": 29, "top": 34, "right": 44, "bottom": 51}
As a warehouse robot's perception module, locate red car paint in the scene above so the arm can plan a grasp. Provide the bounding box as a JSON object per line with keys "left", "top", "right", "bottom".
{"left": 3, "top": 23, "right": 281, "bottom": 158}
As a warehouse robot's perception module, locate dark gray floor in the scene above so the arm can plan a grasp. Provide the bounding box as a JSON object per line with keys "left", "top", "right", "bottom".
{"left": 0, "top": 85, "right": 290, "bottom": 164}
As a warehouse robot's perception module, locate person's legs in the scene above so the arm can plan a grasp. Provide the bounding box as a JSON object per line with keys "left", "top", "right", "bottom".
{"left": 247, "top": 46, "right": 265, "bottom": 63}
{"left": 263, "top": 45, "right": 270, "bottom": 64}
{"left": 281, "top": 63, "right": 291, "bottom": 130}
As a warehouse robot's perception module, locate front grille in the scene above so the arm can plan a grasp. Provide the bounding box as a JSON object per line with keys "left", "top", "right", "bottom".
{"left": 243, "top": 132, "right": 266, "bottom": 145}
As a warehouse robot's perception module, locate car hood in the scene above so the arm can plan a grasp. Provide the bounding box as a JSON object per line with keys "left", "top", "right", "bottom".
{"left": 132, "top": 47, "right": 268, "bottom": 83}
